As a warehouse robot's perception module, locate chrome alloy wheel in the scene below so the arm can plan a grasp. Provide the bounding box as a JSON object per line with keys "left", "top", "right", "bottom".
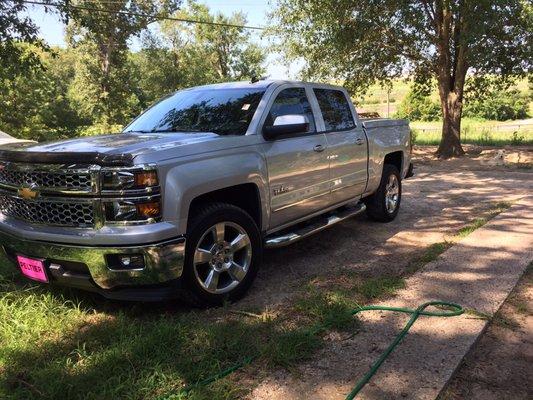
{"left": 193, "top": 222, "right": 253, "bottom": 294}
{"left": 385, "top": 174, "right": 400, "bottom": 213}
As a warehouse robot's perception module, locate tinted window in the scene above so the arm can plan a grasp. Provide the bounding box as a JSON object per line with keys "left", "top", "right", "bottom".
{"left": 264, "top": 88, "right": 315, "bottom": 133}
{"left": 314, "top": 89, "right": 355, "bottom": 131}
{"left": 124, "top": 88, "right": 265, "bottom": 135}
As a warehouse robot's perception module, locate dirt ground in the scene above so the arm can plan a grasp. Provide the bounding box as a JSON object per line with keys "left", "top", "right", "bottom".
{"left": 441, "top": 266, "right": 533, "bottom": 400}
{"left": 242, "top": 146, "right": 533, "bottom": 311}
{"left": 241, "top": 146, "right": 533, "bottom": 399}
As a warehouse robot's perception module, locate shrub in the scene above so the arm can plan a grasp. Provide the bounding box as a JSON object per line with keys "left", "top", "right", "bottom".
{"left": 464, "top": 89, "right": 530, "bottom": 121}
{"left": 510, "top": 131, "right": 525, "bottom": 145}
{"left": 395, "top": 89, "right": 441, "bottom": 121}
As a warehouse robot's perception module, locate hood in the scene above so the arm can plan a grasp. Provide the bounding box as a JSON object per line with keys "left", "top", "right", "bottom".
{"left": 0, "top": 132, "right": 222, "bottom": 166}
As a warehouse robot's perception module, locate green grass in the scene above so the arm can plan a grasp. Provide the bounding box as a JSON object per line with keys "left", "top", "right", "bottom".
{"left": 411, "top": 119, "right": 533, "bottom": 146}
{"left": 358, "top": 276, "right": 406, "bottom": 300}
{"left": 406, "top": 242, "right": 453, "bottom": 274}
{"left": 0, "top": 259, "right": 327, "bottom": 400}
{"left": 456, "top": 202, "right": 512, "bottom": 238}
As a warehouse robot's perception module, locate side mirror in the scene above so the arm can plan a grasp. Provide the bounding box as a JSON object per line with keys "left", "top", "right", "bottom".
{"left": 263, "top": 115, "right": 309, "bottom": 140}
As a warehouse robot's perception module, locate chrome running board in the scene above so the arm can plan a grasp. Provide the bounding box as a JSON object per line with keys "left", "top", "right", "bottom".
{"left": 264, "top": 202, "right": 366, "bottom": 249}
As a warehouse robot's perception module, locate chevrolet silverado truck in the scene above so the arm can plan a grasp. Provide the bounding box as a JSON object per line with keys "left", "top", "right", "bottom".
{"left": 0, "top": 80, "right": 412, "bottom": 306}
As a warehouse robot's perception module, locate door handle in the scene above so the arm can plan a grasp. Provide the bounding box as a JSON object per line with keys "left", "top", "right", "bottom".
{"left": 355, "top": 137, "right": 365, "bottom": 146}
{"left": 313, "top": 144, "right": 325, "bottom": 152}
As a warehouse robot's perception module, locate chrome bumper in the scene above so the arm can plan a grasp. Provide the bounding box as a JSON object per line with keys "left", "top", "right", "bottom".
{"left": 0, "top": 229, "right": 185, "bottom": 290}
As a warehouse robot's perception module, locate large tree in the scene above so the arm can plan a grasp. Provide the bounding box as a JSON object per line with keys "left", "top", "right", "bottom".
{"left": 64, "top": 0, "right": 181, "bottom": 126}
{"left": 272, "top": 0, "right": 532, "bottom": 158}
{"left": 160, "top": 1, "right": 265, "bottom": 81}
{"left": 131, "top": 0, "right": 266, "bottom": 106}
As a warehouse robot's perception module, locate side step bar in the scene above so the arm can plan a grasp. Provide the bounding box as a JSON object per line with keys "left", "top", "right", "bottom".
{"left": 264, "top": 202, "right": 366, "bottom": 249}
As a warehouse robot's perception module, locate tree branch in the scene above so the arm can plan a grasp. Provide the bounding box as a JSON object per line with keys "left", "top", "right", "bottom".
{"left": 420, "top": 0, "right": 436, "bottom": 26}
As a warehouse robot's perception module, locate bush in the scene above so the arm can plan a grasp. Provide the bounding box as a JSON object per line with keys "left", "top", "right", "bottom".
{"left": 464, "top": 89, "right": 529, "bottom": 121}
{"left": 395, "top": 89, "right": 441, "bottom": 121}
{"left": 510, "top": 131, "right": 525, "bottom": 145}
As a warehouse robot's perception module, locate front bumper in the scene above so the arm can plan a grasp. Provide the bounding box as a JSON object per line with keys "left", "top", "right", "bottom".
{"left": 0, "top": 229, "right": 186, "bottom": 301}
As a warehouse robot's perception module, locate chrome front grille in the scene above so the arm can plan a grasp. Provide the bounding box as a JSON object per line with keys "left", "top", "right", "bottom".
{"left": 0, "top": 162, "right": 97, "bottom": 194}
{"left": 0, "top": 162, "right": 159, "bottom": 228}
{"left": 0, "top": 195, "right": 95, "bottom": 227}
{"left": 0, "top": 169, "right": 92, "bottom": 192}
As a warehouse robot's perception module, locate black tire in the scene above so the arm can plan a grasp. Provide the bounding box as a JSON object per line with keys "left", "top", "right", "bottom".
{"left": 363, "top": 164, "right": 402, "bottom": 222}
{"left": 180, "top": 202, "right": 262, "bottom": 307}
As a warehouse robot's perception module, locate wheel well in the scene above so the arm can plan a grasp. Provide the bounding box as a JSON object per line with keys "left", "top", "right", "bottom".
{"left": 384, "top": 151, "right": 403, "bottom": 173}
{"left": 188, "top": 183, "right": 262, "bottom": 229}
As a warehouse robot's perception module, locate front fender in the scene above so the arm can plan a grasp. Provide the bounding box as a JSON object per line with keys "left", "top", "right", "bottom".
{"left": 160, "top": 150, "right": 269, "bottom": 235}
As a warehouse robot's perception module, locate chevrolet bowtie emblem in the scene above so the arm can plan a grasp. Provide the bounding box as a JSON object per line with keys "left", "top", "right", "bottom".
{"left": 18, "top": 186, "right": 39, "bottom": 200}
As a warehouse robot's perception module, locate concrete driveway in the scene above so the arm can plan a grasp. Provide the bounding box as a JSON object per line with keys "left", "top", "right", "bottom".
{"left": 239, "top": 146, "right": 533, "bottom": 399}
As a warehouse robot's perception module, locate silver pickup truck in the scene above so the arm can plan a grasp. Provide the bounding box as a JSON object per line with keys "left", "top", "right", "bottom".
{"left": 0, "top": 80, "right": 412, "bottom": 305}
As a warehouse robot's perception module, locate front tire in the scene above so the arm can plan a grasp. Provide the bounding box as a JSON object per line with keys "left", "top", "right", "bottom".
{"left": 181, "top": 203, "right": 262, "bottom": 307}
{"left": 364, "top": 164, "right": 402, "bottom": 222}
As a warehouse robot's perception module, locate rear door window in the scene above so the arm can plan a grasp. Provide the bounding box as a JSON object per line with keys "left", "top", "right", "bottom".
{"left": 313, "top": 89, "right": 356, "bottom": 131}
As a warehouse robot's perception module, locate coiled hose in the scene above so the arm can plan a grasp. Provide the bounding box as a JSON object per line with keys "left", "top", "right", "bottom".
{"left": 177, "top": 301, "right": 464, "bottom": 399}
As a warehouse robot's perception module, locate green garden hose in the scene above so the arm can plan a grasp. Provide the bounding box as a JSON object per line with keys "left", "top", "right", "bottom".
{"left": 177, "top": 300, "right": 464, "bottom": 399}
{"left": 345, "top": 301, "right": 464, "bottom": 399}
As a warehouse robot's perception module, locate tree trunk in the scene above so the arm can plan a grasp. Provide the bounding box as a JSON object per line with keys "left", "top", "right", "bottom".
{"left": 434, "top": 1, "right": 467, "bottom": 159}
{"left": 98, "top": 40, "right": 113, "bottom": 124}
{"left": 436, "top": 89, "right": 465, "bottom": 158}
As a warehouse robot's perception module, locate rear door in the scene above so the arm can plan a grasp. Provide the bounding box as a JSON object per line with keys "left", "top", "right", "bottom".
{"left": 261, "top": 86, "right": 330, "bottom": 229}
{"left": 313, "top": 88, "right": 368, "bottom": 204}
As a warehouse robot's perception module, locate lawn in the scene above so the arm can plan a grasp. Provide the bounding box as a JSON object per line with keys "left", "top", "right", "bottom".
{"left": 0, "top": 202, "right": 514, "bottom": 399}
{"left": 0, "top": 252, "right": 366, "bottom": 400}
{"left": 411, "top": 118, "right": 533, "bottom": 146}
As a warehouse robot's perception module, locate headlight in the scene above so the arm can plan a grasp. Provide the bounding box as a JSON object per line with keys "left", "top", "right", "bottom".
{"left": 102, "top": 167, "right": 159, "bottom": 191}
{"left": 101, "top": 165, "right": 162, "bottom": 224}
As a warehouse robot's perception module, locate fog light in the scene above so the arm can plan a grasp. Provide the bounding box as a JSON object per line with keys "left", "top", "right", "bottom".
{"left": 106, "top": 254, "right": 145, "bottom": 270}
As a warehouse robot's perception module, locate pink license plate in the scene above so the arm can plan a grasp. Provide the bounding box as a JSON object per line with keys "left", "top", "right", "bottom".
{"left": 17, "top": 255, "right": 48, "bottom": 283}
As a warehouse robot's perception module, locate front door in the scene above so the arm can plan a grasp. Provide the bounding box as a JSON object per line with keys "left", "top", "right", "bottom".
{"left": 261, "top": 87, "right": 330, "bottom": 229}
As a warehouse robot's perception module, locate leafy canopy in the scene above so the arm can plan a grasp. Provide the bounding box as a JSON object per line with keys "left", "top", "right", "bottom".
{"left": 0, "top": 0, "right": 52, "bottom": 73}
{"left": 271, "top": 1, "right": 532, "bottom": 95}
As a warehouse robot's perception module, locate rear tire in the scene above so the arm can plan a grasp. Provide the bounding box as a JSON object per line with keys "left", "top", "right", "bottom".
{"left": 363, "top": 164, "right": 402, "bottom": 222}
{"left": 180, "top": 202, "right": 262, "bottom": 307}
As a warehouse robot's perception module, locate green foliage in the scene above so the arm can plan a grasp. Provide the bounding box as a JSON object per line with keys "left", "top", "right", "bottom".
{"left": 0, "top": 0, "right": 51, "bottom": 73}
{"left": 271, "top": 1, "right": 531, "bottom": 94}
{"left": 129, "top": 1, "right": 265, "bottom": 107}
{"left": 271, "top": 0, "right": 532, "bottom": 156}
{"left": 64, "top": 0, "right": 181, "bottom": 126}
{"left": 0, "top": 45, "right": 88, "bottom": 141}
{"left": 464, "top": 89, "right": 530, "bottom": 121}
{"left": 395, "top": 88, "right": 441, "bottom": 121}
{"left": 0, "top": 1, "right": 265, "bottom": 141}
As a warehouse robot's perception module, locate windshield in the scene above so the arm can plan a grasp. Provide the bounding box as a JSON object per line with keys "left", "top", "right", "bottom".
{"left": 124, "top": 87, "right": 265, "bottom": 135}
